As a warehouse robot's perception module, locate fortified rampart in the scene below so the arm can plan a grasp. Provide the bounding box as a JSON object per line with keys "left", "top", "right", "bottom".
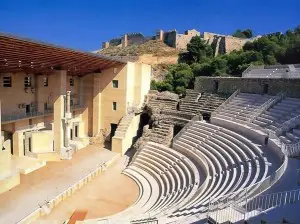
{"left": 202, "top": 32, "right": 256, "bottom": 56}
{"left": 101, "top": 29, "right": 260, "bottom": 55}
{"left": 195, "top": 77, "right": 300, "bottom": 98}
{"left": 102, "top": 32, "right": 153, "bottom": 49}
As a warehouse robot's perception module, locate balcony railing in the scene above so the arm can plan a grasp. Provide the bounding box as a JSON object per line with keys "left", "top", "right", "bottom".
{"left": 71, "top": 103, "right": 86, "bottom": 110}
{"left": 1, "top": 109, "right": 54, "bottom": 123}
{"left": 1, "top": 103, "right": 86, "bottom": 124}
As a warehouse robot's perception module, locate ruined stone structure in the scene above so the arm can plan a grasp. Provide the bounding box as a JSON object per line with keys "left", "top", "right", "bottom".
{"left": 179, "top": 89, "right": 227, "bottom": 114}
{"left": 157, "top": 29, "right": 201, "bottom": 50}
{"left": 202, "top": 32, "right": 259, "bottom": 56}
{"left": 102, "top": 32, "right": 154, "bottom": 49}
{"left": 134, "top": 89, "right": 225, "bottom": 149}
{"left": 101, "top": 29, "right": 258, "bottom": 56}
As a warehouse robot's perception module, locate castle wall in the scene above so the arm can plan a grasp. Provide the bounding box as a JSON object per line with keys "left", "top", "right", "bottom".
{"left": 163, "top": 31, "right": 177, "bottom": 48}
{"left": 203, "top": 32, "right": 251, "bottom": 55}
{"left": 195, "top": 77, "right": 300, "bottom": 98}
{"left": 102, "top": 29, "right": 260, "bottom": 54}
{"left": 224, "top": 36, "right": 249, "bottom": 53}
{"left": 127, "top": 33, "right": 147, "bottom": 46}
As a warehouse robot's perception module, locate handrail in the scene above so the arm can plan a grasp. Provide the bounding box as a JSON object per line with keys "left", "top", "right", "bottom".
{"left": 1, "top": 109, "right": 54, "bottom": 123}
{"left": 242, "top": 70, "right": 300, "bottom": 79}
{"left": 247, "top": 92, "right": 284, "bottom": 124}
{"left": 278, "top": 114, "right": 300, "bottom": 134}
{"left": 246, "top": 98, "right": 273, "bottom": 123}
{"left": 268, "top": 115, "right": 300, "bottom": 157}
{"left": 212, "top": 89, "right": 240, "bottom": 116}
{"left": 15, "top": 123, "right": 46, "bottom": 131}
{"left": 208, "top": 155, "right": 288, "bottom": 210}
{"left": 242, "top": 64, "right": 253, "bottom": 76}
{"left": 209, "top": 187, "right": 300, "bottom": 223}
{"left": 281, "top": 141, "right": 300, "bottom": 157}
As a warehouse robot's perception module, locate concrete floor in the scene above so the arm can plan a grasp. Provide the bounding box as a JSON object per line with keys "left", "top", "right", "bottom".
{"left": 0, "top": 144, "right": 119, "bottom": 224}
{"left": 36, "top": 156, "right": 138, "bottom": 223}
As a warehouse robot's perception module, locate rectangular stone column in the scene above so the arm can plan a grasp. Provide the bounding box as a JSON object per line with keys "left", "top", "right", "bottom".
{"left": 53, "top": 70, "right": 67, "bottom": 153}
{"left": 78, "top": 76, "right": 84, "bottom": 106}
{"left": 12, "top": 132, "right": 24, "bottom": 156}
{"left": 92, "top": 73, "right": 102, "bottom": 136}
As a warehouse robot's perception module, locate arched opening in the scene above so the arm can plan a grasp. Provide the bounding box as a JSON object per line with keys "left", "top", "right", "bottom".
{"left": 137, "top": 113, "right": 151, "bottom": 138}
{"left": 173, "top": 124, "right": 183, "bottom": 138}
{"left": 202, "top": 112, "right": 211, "bottom": 121}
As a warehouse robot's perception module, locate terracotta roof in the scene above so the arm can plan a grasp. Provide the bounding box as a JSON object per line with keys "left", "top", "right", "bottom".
{"left": 0, "top": 33, "right": 126, "bottom": 76}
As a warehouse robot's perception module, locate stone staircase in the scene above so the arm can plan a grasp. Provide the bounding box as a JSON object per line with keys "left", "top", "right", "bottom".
{"left": 114, "top": 114, "right": 135, "bottom": 137}
{"left": 197, "top": 93, "right": 227, "bottom": 113}
{"left": 147, "top": 98, "right": 178, "bottom": 111}
{"left": 180, "top": 91, "right": 226, "bottom": 114}
{"left": 148, "top": 121, "right": 174, "bottom": 146}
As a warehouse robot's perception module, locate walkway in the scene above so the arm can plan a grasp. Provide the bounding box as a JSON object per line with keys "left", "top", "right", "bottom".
{"left": 36, "top": 156, "right": 138, "bottom": 223}
{"left": 0, "top": 144, "right": 118, "bottom": 224}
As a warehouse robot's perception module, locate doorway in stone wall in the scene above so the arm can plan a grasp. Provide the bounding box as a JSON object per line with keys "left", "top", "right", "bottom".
{"left": 75, "top": 125, "right": 79, "bottom": 138}
{"left": 173, "top": 124, "right": 183, "bottom": 138}
{"left": 110, "top": 123, "right": 118, "bottom": 141}
{"left": 263, "top": 84, "right": 269, "bottom": 94}
{"left": 214, "top": 80, "right": 219, "bottom": 93}
{"left": 26, "top": 104, "right": 31, "bottom": 114}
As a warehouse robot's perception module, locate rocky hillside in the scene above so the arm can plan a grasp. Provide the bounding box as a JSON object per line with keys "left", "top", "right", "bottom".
{"left": 98, "top": 40, "right": 180, "bottom": 57}
{"left": 96, "top": 40, "right": 180, "bottom": 81}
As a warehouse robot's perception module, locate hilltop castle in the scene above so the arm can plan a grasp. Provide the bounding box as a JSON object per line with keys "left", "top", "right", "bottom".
{"left": 102, "top": 29, "right": 259, "bottom": 56}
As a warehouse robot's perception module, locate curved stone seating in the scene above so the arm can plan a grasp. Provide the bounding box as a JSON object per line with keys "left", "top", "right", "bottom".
{"left": 214, "top": 93, "right": 273, "bottom": 123}
{"left": 252, "top": 97, "right": 300, "bottom": 143}
{"left": 122, "top": 142, "right": 200, "bottom": 220}
{"left": 94, "top": 118, "right": 283, "bottom": 224}
{"left": 171, "top": 121, "right": 270, "bottom": 217}
{"left": 145, "top": 142, "right": 200, "bottom": 213}
{"left": 141, "top": 146, "right": 191, "bottom": 209}
{"left": 137, "top": 151, "right": 178, "bottom": 211}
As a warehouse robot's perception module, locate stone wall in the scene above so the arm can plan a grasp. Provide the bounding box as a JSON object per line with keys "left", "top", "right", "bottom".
{"left": 224, "top": 36, "right": 249, "bottom": 53}
{"left": 101, "top": 29, "right": 260, "bottom": 53}
{"left": 175, "top": 29, "right": 200, "bottom": 50}
{"left": 127, "top": 33, "right": 149, "bottom": 46}
{"left": 195, "top": 77, "right": 300, "bottom": 98}
{"left": 102, "top": 33, "right": 152, "bottom": 49}
{"left": 163, "top": 30, "right": 177, "bottom": 48}
{"left": 202, "top": 32, "right": 257, "bottom": 55}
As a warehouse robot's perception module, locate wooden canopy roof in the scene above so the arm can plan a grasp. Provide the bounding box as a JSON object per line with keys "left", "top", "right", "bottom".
{"left": 0, "top": 33, "right": 126, "bottom": 76}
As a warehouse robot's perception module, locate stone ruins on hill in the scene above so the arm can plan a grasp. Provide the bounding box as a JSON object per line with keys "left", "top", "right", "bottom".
{"left": 134, "top": 89, "right": 226, "bottom": 150}
{"left": 100, "top": 29, "right": 260, "bottom": 56}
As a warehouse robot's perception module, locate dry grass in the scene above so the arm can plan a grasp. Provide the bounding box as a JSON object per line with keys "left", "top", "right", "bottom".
{"left": 99, "top": 40, "right": 180, "bottom": 57}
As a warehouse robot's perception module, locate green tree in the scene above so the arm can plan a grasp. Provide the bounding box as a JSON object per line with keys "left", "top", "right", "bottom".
{"left": 211, "top": 58, "right": 228, "bottom": 75}
{"left": 233, "top": 29, "right": 253, "bottom": 39}
{"left": 191, "top": 63, "right": 213, "bottom": 77}
{"left": 167, "top": 64, "right": 194, "bottom": 93}
{"left": 179, "top": 36, "right": 213, "bottom": 64}
{"left": 150, "top": 80, "right": 173, "bottom": 92}
{"left": 233, "top": 29, "right": 247, "bottom": 38}
{"left": 243, "top": 29, "right": 253, "bottom": 38}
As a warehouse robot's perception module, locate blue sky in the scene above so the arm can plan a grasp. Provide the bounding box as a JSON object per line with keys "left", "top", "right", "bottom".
{"left": 0, "top": 0, "right": 299, "bottom": 51}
